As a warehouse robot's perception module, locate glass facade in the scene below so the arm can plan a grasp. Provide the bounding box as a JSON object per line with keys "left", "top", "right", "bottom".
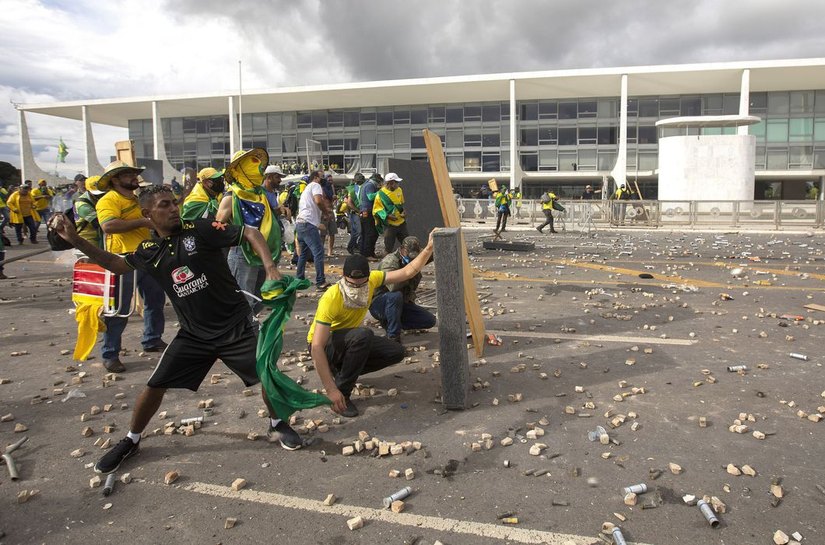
{"left": 127, "top": 90, "right": 825, "bottom": 176}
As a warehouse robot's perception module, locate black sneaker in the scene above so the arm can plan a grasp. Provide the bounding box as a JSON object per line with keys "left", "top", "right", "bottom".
{"left": 341, "top": 398, "right": 359, "bottom": 418}
{"left": 94, "top": 437, "right": 139, "bottom": 474}
{"left": 267, "top": 421, "right": 303, "bottom": 451}
{"left": 143, "top": 340, "right": 168, "bottom": 353}
{"left": 103, "top": 358, "right": 126, "bottom": 373}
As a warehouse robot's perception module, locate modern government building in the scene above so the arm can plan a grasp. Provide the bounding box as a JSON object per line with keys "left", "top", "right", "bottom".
{"left": 16, "top": 58, "right": 825, "bottom": 201}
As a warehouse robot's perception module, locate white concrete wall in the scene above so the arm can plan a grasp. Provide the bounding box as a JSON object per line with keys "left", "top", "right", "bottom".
{"left": 658, "top": 134, "right": 755, "bottom": 201}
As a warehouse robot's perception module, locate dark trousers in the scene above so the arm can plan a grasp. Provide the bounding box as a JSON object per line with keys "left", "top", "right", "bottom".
{"left": 383, "top": 221, "right": 409, "bottom": 254}
{"left": 324, "top": 327, "right": 404, "bottom": 397}
{"left": 538, "top": 209, "right": 555, "bottom": 232}
{"left": 13, "top": 216, "right": 39, "bottom": 243}
{"left": 495, "top": 212, "right": 509, "bottom": 232}
{"left": 360, "top": 214, "right": 379, "bottom": 258}
{"left": 369, "top": 291, "right": 437, "bottom": 337}
{"left": 102, "top": 269, "right": 166, "bottom": 360}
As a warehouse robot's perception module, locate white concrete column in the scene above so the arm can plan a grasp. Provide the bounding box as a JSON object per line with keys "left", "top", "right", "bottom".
{"left": 228, "top": 96, "right": 239, "bottom": 156}
{"left": 509, "top": 79, "right": 518, "bottom": 192}
{"left": 17, "top": 109, "right": 57, "bottom": 184}
{"left": 610, "top": 74, "right": 628, "bottom": 191}
{"left": 152, "top": 101, "right": 161, "bottom": 160}
{"left": 82, "top": 105, "right": 105, "bottom": 175}
{"left": 738, "top": 69, "right": 751, "bottom": 136}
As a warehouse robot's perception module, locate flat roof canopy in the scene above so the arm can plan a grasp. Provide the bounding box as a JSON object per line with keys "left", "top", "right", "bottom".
{"left": 17, "top": 58, "right": 825, "bottom": 128}
{"left": 656, "top": 114, "right": 762, "bottom": 128}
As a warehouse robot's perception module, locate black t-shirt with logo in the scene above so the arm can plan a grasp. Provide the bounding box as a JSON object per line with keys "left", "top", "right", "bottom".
{"left": 125, "top": 219, "right": 249, "bottom": 340}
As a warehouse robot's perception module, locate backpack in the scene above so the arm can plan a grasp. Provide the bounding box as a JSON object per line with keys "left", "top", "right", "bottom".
{"left": 540, "top": 193, "right": 551, "bottom": 204}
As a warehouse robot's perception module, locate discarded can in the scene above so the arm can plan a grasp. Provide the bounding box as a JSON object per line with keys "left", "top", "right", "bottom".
{"left": 697, "top": 499, "right": 720, "bottom": 528}
{"left": 622, "top": 483, "right": 648, "bottom": 495}
{"left": 202, "top": 408, "right": 213, "bottom": 418}
{"left": 611, "top": 526, "right": 628, "bottom": 545}
{"left": 789, "top": 353, "right": 809, "bottom": 361}
{"left": 103, "top": 473, "right": 116, "bottom": 496}
{"left": 726, "top": 365, "right": 747, "bottom": 372}
{"left": 180, "top": 416, "right": 204, "bottom": 425}
{"left": 500, "top": 517, "right": 519, "bottom": 525}
{"left": 383, "top": 486, "right": 412, "bottom": 509}
{"left": 503, "top": 460, "right": 511, "bottom": 468}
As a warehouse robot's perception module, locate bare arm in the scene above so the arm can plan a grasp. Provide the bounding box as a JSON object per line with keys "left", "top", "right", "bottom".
{"left": 384, "top": 230, "right": 435, "bottom": 285}
{"left": 215, "top": 195, "right": 233, "bottom": 223}
{"left": 242, "top": 227, "right": 281, "bottom": 281}
{"left": 49, "top": 214, "right": 132, "bottom": 275}
{"left": 310, "top": 324, "right": 346, "bottom": 413}
{"left": 313, "top": 194, "right": 331, "bottom": 214}
{"left": 100, "top": 217, "right": 152, "bottom": 234}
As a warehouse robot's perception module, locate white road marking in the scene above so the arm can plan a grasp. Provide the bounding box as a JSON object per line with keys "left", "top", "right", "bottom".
{"left": 184, "top": 481, "right": 652, "bottom": 544}
{"left": 488, "top": 329, "right": 696, "bottom": 346}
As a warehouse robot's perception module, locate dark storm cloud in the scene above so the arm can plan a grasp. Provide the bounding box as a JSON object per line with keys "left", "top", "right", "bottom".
{"left": 165, "top": 0, "right": 825, "bottom": 86}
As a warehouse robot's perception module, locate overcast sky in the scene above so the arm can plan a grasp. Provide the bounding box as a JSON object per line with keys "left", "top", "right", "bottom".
{"left": 2, "top": 0, "right": 825, "bottom": 179}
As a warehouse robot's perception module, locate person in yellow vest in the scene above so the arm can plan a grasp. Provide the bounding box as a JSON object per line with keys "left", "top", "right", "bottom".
{"left": 32, "top": 179, "right": 56, "bottom": 223}
{"left": 493, "top": 186, "right": 512, "bottom": 234}
{"left": 536, "top": 190, "right": 559, "bottom": 234}
{"left": 181, "top": 168, "right": 224, "bottom": 220}
{"left": 7, "top": 183, "right": 40, "bottom": 244}
{"left": 95, "top": 160, "right": 167, "bottom": 372}
{"left": 611, "top": 184, "right": 631, "bottom": 225}
{"left": 372, "top": 172, "right": 407, "bottom": 254}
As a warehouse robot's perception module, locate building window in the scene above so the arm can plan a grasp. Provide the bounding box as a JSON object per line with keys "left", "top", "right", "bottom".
{"left": 766, "top": 148, "right": 788, "bottom": 169}
{"left": 520, "top": 128, "right": 538, "bottom": 146}
{"left": 598, "top": 126, "right": 617, "bottom": 145}
{"left": 768, "top": 93, "right": 790, "bottom": 115}
{"left": 814, "top": 120, "right": 825, "bottom": 141}
{"left": 411, "top": 135, "right": 425, "bottom": 149}
{"left": 520, "top": 102, "right": 538, "bottom": 121}
{"left": 597, "top": 99, "right": 617, "bottom": 118}
{"left": 446, "top": 107, "right": 464, "bottom": 123}
{"left": 297, "top": 112, "right": 312, "bottom": 128}
{"left": 639, "top": 99, "right": 659, "bottom": 117}
{"left": 447, "top": 154, "right": 463, "bottom": 172}
{"left": 578, "top": 101, "right": 597, "bottom": 118}
{"left": 482, "top": 153, "right": 500, "bottom": 171}
{"left": 411, "top": 108, "right": 427, "bottom": 124}
{"left": 482, "top": 130, "right": 500, "bottom": 147}
{"left": 659, "top": 98, "right": 680, "bottom": 115}
{"left": 446, "top": 129, "right": 463, "bottom": 149}
{"left": 766, "top": 119, "right": 789, "bottom": 142}
{"left": 558, "top": 127, "right": 576, "bottom": 146}
{"left": 520, "top": 153, "right": 537, "bottom": 171}
{"left": 394, "top": 108, "right": 410, "bottom": 125}
{"left": 559, "top": 151, "right": 577, "bottom": 171}
{"left": 749, "top": 120, "right": 766, "bottom": 140}
{"left": 578, "top": 149, "right": 597, "bottom": 170}
{"left": 482, "top": 103, "right": 500, "bottom": 122}
{"left": 558, "top": 102, "right": 577, "bottom": 120}
{"left": 538, "top": 127, "right": 557, "bottom": 145}
{"left": 598, "top": 150, "right": 617, "bottom": 170}
{"left": 377, "top": 110, "right": 394, "bottom": 126}
{"left": 578, "top": 126, "right": 597, "bottom": 145}
{"left": 538, "top": 149, "right": 557, "bottom": 171}
{"left": 722, "top": 94, "right": 740, "bottom": 115}
{"left": 464, "top": 105, "right": 481, "bottom": 122}
{"left": 428, "top": 106, "right": 446, "bottom": 123}
{"left": 681, "top": 97, "right": 701, "bottom": 116}
{"left": 790, "top": 91, "right": 815, "bottom": 114}
{"left": 789, "top": 118, "right": 813, "bottom": 141}
{"left": 360, "top": 111, "right": 376, "bottom": 125}
{"left": 789, "top": 145, "right": 813, "bottom": 168}
{"left": 464, "top": 151, "right": 481, "bottom": 171}
{"left": 343, "top": 111, "right": 360, "bottom": 127}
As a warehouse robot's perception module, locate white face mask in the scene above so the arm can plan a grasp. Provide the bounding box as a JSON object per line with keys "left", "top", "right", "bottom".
{"left": 338, "top": 278, "right": 370, "bottom": 309}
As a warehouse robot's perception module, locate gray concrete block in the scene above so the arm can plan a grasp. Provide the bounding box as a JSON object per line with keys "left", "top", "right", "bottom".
{"left": 433, "top": 228, "right": 470, "bottom": 410}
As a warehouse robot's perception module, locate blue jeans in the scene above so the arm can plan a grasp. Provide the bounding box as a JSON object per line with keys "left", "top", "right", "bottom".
{"left": 102, "top": 269, "right": 166, "bottom": 360}
{"left": 296, "top": 221, "right": 325, "bottom": 286}
{"left": 346, "top": 212, "right": 361, "bottom": 254}
{"left": 228, "top": 246, "right": 265, "bottom": 314}
{"left": 13, "top": 216, "right": 39, "bottom": 243}
{"left": 369, "top": 291, "right": 437, "bottom": 337}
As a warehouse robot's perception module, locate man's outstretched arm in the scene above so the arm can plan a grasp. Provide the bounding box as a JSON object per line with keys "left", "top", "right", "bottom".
{"left": 49, "top": 214, "right": 132, "bottom": 275}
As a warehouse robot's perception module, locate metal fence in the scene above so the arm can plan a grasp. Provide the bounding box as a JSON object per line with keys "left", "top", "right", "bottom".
{"left": 456, "top": 199, "right": 825, "bottom": 231}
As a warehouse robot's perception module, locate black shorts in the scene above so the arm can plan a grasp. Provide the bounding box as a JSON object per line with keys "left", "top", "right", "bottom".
{"left": 147, "top": 316, "right": 259, "bottom": 391}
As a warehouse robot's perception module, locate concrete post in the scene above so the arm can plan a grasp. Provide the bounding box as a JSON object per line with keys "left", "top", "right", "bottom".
{"left": 228, "top": 96, "right": 239, "bottom": 156}
{"left": 152, "top": 101, "right": 161, "bottom": 161}
{"left": 611, "top": 74, "right": 628, "bottom": 190}
{"left": 432, "top": 227, "right": 470, "bottom": 410}
{"left": 738, "top": 69, "right": 751, "bottom": 136}
{"left": 82, "top": 105, "right": 104, "bottom": 176}
{"left": 509, "top": 79, "right": 518, "bottom": 193}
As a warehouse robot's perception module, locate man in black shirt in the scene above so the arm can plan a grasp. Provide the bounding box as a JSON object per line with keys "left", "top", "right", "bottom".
{"left": 49, "top": 186, "right": 304, "bottom": 475}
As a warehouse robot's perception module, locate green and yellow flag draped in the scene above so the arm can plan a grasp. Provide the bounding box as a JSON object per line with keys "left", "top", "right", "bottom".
{"left": 181, "top": 182, "right": 218, "bottom": 220}
{"left": 372, "top": 187, "right": 404, "bottom": 234}
{"left": 226, "top": 153, "right": 281, "bottom": 267}
{"left": 257, "top": 276, "right": 330, "bottom": 420}
{"left": 57, "top": 138, "right": 68, "bottom": 163}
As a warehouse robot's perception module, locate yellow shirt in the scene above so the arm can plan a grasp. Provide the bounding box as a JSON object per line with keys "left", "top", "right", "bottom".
{"left": 32, "top": 187, "right": 55, "bottom": 211}
{"left": 373, "top": 187, "right": 405, "bottom": 227}
{"left": 96, "top": 190, "right": 148, "bottom": 254}
{"left": 307, "top": 270, "right": 386, "bottom": 343}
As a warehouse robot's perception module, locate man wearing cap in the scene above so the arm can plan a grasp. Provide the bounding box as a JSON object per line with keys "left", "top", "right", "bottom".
{"left": 344, "top": 173, "right": 364, "bottom": 255}
{"left": 295, "top": 170, "right": 331, "bottom": 290}
{"left": 73, "top": 175, "right": 108, "bottom": 248}
{"left": 581, "top": 185, "right": 599, "bottom": 200}
{"left": 96, "top": 160, "right": 167, "bottom": 372}
{"left": 262, "top": 165, "right": 290, "bottom": 219}
{"left": 32, "top": 179, "right": 56, "bottom": 223}
{"left": 369, "top": 236, "right": 436, "bottom": 343}
{"left": 373, "top": 172, "right": 408, "bottom": 254}
{"left": 216, "top": 149, "right": 282, "bottom": 313}
{"left": 308, "top": 238, "right": 434, "bottom": 417}
{"left": 182, "top": 168, "right": 224, "bottom": 221}
{"left": 358, "top": 173, "right": 382, "bottom": 259}
{"left": 7, "top": 184, "right": 40, "bottom": 244}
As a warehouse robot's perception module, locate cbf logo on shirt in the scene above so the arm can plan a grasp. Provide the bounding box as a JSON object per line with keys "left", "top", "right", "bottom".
{"left": 183, "top": 236, "right": 196, "bottom": 253}
{"left": 172, "top": 266, "right": 194, "bottom": 285}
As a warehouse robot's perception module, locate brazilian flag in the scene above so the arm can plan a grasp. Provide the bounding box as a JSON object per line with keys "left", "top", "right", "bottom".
{"left": 257, "top": 276, "right": 331, "bottom": 420}
{"left": 57, "top": 138, "right": 68, "bottom": 163}
{"left": 229, "top": 184, "right": 281, "bottom": 267}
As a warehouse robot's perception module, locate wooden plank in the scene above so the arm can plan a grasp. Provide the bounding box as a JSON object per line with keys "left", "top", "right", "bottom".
{"left": 803, "top": 303, "right": 825, "bottom": 312}
{"left": 115, "top": 140, "right": 136, "bottom": 167}
{"left": 423, "top": 129, "right": 486, "bottom": 357}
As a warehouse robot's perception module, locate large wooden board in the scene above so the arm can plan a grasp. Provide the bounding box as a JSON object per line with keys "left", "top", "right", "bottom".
{"left": 422, "top": 129, "right": 486, "bottom": 357}
{"left": 115, "top": 140, "right": 136, "bottom": 167}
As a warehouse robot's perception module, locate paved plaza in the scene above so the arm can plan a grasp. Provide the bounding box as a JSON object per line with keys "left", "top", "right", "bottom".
{"left": 1, "top": 227, "right": 824, "bottom": 545}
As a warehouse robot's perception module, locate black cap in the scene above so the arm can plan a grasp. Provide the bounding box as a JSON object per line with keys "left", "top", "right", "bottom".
{"left": 74, "top": 174, "right": 87, "bottom": 182}
{"left": 343, "top": 254, "right": 370, "bottom": 279}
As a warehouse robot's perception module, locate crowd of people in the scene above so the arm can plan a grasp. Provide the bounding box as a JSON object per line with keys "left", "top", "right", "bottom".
{"left": 42, "top": 147, "right": 437, "bottom": 474}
